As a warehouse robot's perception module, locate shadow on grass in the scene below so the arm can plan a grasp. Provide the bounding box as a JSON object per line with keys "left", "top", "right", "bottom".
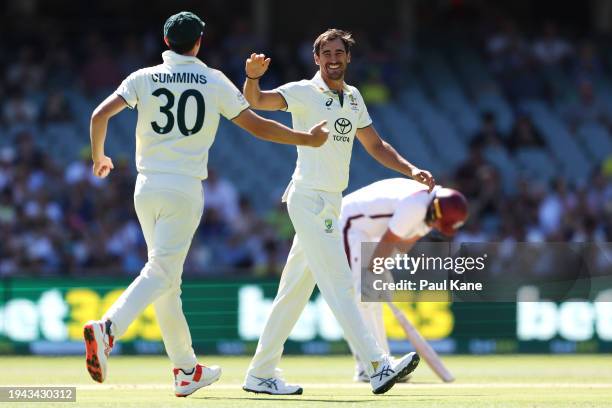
{"left": 195, "top": 394, "right": 486, "bottom": 403}
{"left": 195, "top": 396, "right": 371, "bottom": 403}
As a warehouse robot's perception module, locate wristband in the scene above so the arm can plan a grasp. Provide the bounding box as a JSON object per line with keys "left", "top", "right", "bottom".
{"left": 246, "top": 74, "right": 263, "bottom": 80}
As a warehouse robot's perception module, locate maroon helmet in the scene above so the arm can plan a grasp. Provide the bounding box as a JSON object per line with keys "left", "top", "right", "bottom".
{"left": 430, "top": 188, "right": 468, "bottom": 236}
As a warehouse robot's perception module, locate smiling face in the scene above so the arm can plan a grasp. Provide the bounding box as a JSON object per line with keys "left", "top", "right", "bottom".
{"left": 314, "top": 37, "right": 352, "bottom": 82}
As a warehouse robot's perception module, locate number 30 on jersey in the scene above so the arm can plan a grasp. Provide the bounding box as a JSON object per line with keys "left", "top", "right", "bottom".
{"left": 151, "top": 88, "right": 205, "bottom": 136}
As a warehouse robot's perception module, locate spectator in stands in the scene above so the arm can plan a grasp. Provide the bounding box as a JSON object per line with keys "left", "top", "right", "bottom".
{"left": 455, "top": 145, "right": 503, "bottom": 228}
{"left": 64, "top": 148, "right": 104, "bottom": 186}
{"left": 2, "top": 86, "right": 39, "bottom": 125}
{"left": 470, "top": 111, "right": 505, "bottom": 148}
{"left": 532, "top": 21, "right": 572, "bottom": 66}
{"left": 487, "top": 20, "right": 527, "bottom": 75}
{"left": 231, "top": 195, "right": 262, "bottom": 236}
{"left": 563, "top": 79, "right": 610, "bottom": 131}
{"left": 586, "top": 168, "right": 611, "bottom": 216}
{"left": 254, "top": 239, "right": 285, "bottom": 277}
{"left": 203, "top": 169, "right": 240, "bottom": 225}
{"left": 0, "top": 148, "right": 15, "bottom": 191}
{"left": 218, "top": 234, "right": 255, "bottom": 270}
{"left": 6, "top": 46, "right": 45, "bottom": 92}
{"left": 503, "top": 56, "right": 547, "bottom": 103}
{"left": 454, "top": 220, "right": 489, "bottom": 243}
{"left": 360, "top": 69, "right": 391, "bottom": 106}
{"left": 572, "top": 41, "right": 603, "bottom": 83}
{"left": 81, "top": 37, "right": 122, "bottom": 94}
{"left": 454, "top": 145, "right": 499, "bottom": 200}
{"left": 14, "top": 131, "right": 44, "bottom": 170}
{"left": 538, "top": 178, "right": 577, "bottom": 238}
{"left": 46, "top": 49, "right": 77, "bottom": 89}
{"left": 506, "top": 112, "right": 545, "bottom": 152}
{"left": 264, "top": 201, "right": 294, "bottom": 243}
{"left": 40, "top": 90, "right": 73, "bottom": 125}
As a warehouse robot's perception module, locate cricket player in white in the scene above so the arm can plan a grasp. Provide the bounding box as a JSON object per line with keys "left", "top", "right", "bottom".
{"left": 82, "top": 12, "right": 328, "bottom": 398}
{"left": 242, "top": 29, "right": 436, "bottom": 395}
{"left": 340, "top": 178, "right": 468, "bottom": 382}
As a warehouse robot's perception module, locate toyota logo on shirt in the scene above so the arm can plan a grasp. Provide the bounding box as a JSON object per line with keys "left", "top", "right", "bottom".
{"left": 334, "top": 118, "right": 352, "bottom": 135}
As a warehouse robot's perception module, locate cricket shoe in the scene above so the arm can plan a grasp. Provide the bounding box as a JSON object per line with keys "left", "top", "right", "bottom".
{"left": 243, "top": 372, "right": 303, "bottom": 395}
{"left": 174, "top": 364, "right": 222, "bottom": 397}
{"left": 354, "top": 367, "right": 411, "bottom": 383}
{"left": 83, "top": 320, "right": 114, "bottom": 383}
{"left": 370, "top": 352, "right": 420, "bottom": 394}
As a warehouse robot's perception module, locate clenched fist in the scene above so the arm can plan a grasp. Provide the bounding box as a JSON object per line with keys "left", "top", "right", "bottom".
{"left": 92, "top": 155, "right": 114, "bottom": 179}
{"left": 245, "top": 53, "right": 271, "bottom": 79}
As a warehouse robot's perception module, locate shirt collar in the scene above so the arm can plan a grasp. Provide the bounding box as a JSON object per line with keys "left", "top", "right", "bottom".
{"left": 310, "top": 71, "right": 352, "bottom": 94}
{"left": 162, "top": 50, "right": 207, "bottom": 67}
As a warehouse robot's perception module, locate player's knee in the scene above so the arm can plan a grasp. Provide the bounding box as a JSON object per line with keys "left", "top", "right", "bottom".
{"left": 140, "top": 258, "right": 175, "bottom": 290}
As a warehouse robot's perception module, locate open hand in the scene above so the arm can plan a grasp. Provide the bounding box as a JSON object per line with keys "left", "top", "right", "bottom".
{"left": 245, "top": 53, "right": 271, "bottom": 79}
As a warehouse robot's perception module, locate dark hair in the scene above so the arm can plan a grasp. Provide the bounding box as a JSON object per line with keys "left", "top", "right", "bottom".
{"left": 168, "top": 36, "right": 200, "bottom": 54}
{"left": 313, "top": 29, "right": 355, "bottom": 55}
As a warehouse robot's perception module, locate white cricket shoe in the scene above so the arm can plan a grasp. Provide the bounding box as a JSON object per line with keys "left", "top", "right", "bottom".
{"left": 243, "top": 372, "right": 303, "bottom": 395}
{"left": 355, "top": 357, "right": 414, "bottom": 383}
{"left": 369, "top": 352, "right": 420, "bottom": 394}
{"left": 354, "top": 367, "right": 370, "bottom": 383}
{"left": 83, "top": 320, "right": 114, "bottom": 383}
{"left": 174, "top": 364, "right": 222, "bottom": 397}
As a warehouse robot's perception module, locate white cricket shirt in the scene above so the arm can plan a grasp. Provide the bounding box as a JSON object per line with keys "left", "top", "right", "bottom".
{"left": 276, "top": 71, "right": 372, "bottom": 192}
{"left": 116, "top": 50, "right": 249, "bottom": 180}
{"left": 340, "top": 178, "right": 441, "bottom": 239}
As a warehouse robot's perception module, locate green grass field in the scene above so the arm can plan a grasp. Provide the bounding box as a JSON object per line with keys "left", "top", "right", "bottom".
{"left": 1, "top": 355, "right": 611, "bottom": 407}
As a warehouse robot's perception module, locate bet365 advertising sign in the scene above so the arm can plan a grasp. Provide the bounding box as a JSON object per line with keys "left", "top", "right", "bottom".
{"left": 0, "top": 278, "right": 611, "bottom": 354}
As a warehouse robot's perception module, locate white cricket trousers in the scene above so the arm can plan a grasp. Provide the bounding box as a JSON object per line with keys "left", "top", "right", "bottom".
{"left": 344, "top": 227, "right": 389, "bottom": 370}
{"left": 103, "top": 173, "right": 203, "bottom": 370}
{"left": 246, "top": 184, "right": 385, "bottom": 378}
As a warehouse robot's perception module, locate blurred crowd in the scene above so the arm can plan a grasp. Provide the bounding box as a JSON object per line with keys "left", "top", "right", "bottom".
{"left": 0, "top": 134, "right": 296, "bottom": 277}
{"left": 0, "top": 11, "right": 610, "bottom": 277}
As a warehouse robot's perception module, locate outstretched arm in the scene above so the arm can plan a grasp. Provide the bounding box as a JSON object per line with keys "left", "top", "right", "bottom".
{"left": 90, "top": 94, "right": 128, "bottom": 178}
{"left": 232, "top": 109, "right": 328, "bottom": 147}
{"left": 243, "top": 53, "right": 287, "bottom": 111}
{"left": 356, "top": 125, "right": 435, "bottom": 191}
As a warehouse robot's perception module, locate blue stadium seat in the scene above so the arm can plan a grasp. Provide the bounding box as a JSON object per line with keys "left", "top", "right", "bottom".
{"left": 576, "top": 122, "right": 612, "bottom": 162}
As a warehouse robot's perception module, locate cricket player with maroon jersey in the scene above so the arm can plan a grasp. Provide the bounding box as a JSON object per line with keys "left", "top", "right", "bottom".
{"left": 340, "top": 178, "right": 468, "bottom": 381}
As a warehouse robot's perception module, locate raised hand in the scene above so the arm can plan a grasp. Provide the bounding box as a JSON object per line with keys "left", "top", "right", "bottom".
{"left": 245, "top": 53, "right": 271, "bottom": 79}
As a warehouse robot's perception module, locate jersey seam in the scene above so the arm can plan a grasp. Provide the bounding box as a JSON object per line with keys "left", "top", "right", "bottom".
{"left": 228, "top": 105, "right": 250, "bottom": 121}
{"left": 276, "top": 90, "right": 290, "bottom": 112}
{"left": 116, "top": 92, "right": 135, "bottom": 109}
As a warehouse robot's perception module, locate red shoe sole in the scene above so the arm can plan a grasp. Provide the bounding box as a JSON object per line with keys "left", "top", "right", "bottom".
{"left": 84, "top": 324, "right": 104, "bottom": 383}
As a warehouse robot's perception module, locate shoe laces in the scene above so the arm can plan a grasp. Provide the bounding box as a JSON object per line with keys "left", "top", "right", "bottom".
{"left": 102, "top": 323, "right": 114, "bottom": 357}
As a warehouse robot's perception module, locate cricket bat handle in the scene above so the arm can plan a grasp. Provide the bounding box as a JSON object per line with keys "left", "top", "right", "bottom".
{"left": 387, "top": 302, "right": 455, "bottom": 382}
